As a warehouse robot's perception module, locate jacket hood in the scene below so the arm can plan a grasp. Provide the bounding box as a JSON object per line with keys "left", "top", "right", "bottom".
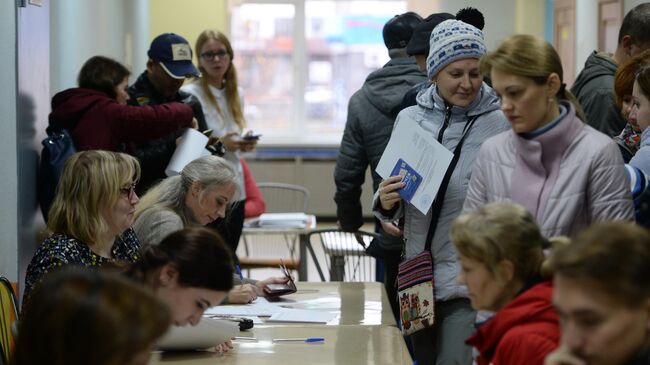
{"left": 571, "top": 51, "right": 617, "bottom": 96}
{"left": 49, "top": 88, "right": 109, "bottom": 130}
{"left": 467, "top": 281, "right": 558, "bottom": 356}
{"left": 361, "top": 58, "right": 426, "bottom": 115}
{"left": 416, "top": 81, "right": 501, "bottom": 117}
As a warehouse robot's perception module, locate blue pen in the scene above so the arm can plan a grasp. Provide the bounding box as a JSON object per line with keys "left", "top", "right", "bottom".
{"left": 272, "top": 337, "right": 325, "bottom": 343}
{"left": 235, "top": 264, "right": 243, "bottom": 281}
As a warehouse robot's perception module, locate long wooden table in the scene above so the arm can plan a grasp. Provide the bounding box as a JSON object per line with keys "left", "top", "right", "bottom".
{"left": 157, "top": 282, "right": 410, "bottom": 365}
{"left": 158, "top": 325, "right": 411, "bottom": 365}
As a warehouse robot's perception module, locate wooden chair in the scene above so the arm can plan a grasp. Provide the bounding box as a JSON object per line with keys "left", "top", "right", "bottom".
{"left": 0, "top": 277, "right": 19, "bottom": 365}
{"left": 238, "top": 183, "right": 310, "bottom": 276}
{"left": 306, "top": 229, "right": 378, "bottom": 282}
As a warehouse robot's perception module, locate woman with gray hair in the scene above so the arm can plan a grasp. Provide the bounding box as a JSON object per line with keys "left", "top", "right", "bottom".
{"left": 134, "top": 155, "right": 287, "bottom": 304}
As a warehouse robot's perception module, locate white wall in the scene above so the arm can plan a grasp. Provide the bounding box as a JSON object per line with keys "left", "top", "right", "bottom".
{"left": 50, "top": 0, "right": 149, "bottom": 96}
{"left": 625, "top": 0, "right": 649, "bottom": 13}
{"left": 0, "top": 1, "right": 18, "bottom": 281}
{"left": 438, "top": 0, "right": 517, "bottom": 49}
{"left": 575, "top": 0, "right": 599, "bottom": 76}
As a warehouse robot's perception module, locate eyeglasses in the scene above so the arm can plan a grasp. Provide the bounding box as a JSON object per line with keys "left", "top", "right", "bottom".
{"left": 119, "top": 183, "right": 137, "bottom": 200}
{"left": 200, "top": 50, "right": 229, "bottom": 61}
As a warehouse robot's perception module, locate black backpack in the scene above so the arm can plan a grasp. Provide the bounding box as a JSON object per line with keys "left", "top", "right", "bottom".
{"left": 37, "top": 127, "right": 77, "bottom": 221}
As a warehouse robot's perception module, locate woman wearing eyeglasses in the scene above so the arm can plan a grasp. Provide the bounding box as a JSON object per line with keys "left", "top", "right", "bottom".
{"left": 24, "top": 150, "right": 141, "bottom": 303}
{"left": 181, "top": 30, "right": 254, "bottom": 260}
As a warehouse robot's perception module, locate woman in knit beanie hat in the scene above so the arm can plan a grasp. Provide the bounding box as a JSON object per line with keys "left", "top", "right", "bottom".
{"left": 374, "top": 16, "right": 509, "bottom": 365}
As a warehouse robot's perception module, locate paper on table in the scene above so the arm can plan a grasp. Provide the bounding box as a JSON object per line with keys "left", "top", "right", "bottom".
{"left": 376, "top": 119, "right": 454, "bottom": 215}
{"left": 247, "top": 212, "right": 310, "bottom": 228}
{"left": 165, "top": 128, "right": 211, "bottom": 176}
{"left": 157, "top": 318, "right": 238, "bottom": 351}
{"left": 267, "top": 309, "right": 338, "bottom": 324}
{"left": 203, "top": 297, "right": 288, "bottom": 317}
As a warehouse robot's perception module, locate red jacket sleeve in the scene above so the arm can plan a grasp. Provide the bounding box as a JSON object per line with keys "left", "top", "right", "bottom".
{"left": 241, "top": 159, "right": 266, "bottom": 218}
{"left": 107, "top": 100, "right": 194, "bottom": 144}
{"left": 492, "top": 328, "right": 558, "bottom": 365}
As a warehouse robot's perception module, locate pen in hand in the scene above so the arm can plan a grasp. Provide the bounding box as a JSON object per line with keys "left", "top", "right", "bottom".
{"left": 235, "top": 264, "right": 244, "bottom": 281}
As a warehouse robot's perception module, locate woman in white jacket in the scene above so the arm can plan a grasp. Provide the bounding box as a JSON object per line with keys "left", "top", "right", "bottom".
{"left": 464, "top": 34, "right": 633, "bottom": 237}
{"left": 182, "top": 29, "right": 256, "bottom": 258}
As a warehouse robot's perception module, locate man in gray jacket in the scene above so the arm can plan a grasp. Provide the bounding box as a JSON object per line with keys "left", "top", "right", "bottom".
{"left": 571, "top": 3, "right": 650, "bottom": 136}
{"left": 334, "top": 11, "right": 424, "bottom": 319}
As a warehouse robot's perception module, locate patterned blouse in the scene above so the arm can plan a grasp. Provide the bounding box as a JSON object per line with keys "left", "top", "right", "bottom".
{"left": 23, "top": 227, "right": 141, "bottom": 302}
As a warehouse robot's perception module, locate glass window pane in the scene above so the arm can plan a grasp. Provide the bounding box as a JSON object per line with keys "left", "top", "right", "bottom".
{"left": 231, "top": 4, "right": 295, "bottom": 135}
{"left": 304, "top": 1, "right": 406, "bottom": 135}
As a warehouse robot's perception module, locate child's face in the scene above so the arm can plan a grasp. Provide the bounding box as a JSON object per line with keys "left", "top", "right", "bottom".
{"left": 629, "top": 80, "right": 650, "bottom": 132}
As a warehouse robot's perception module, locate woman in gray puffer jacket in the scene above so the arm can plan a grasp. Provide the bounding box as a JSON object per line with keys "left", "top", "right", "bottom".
{"left": 374, "top": 20, "right": 509, "bottom": 365}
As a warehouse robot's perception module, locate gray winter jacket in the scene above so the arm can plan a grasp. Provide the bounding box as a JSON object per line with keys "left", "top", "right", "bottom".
{"left": 571, "top": 51, "right": 625, "bottom": 137}
{"left": 334, "top": 58, "right": 426, "bottom": 235}
{"left": 373, "top": 83, "right": 510, "bottom": 301}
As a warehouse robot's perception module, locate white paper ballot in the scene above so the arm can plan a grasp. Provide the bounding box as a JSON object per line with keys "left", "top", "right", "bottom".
{"left": 267, "top": 309, "right": 338, "bottom": 323}
{"left": 165, "top": 128, "right": 211, "bottom": 176}
{"left": 376, "top": 119, "right": 454, "bottom": 215}
{"left": 157, "top": 318, "right": 238, "bottom": 351}
{"left": 203, "top": 297, "right": 288, "bottom": 317}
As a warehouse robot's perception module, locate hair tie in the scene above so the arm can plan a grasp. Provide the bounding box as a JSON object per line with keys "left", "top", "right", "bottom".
{"left": 559, "top": 83, "right": 567, "bottom": 98}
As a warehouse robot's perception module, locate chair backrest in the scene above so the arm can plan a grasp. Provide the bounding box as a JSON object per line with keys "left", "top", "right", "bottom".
{"left": 0, "top": 277, "right": 19, "bottom": 365}
{"left": 257, "top": 182, "right": 309, "bottom": 213}
{"left": 307, "top": 229, "right": 378, "bottom": 282}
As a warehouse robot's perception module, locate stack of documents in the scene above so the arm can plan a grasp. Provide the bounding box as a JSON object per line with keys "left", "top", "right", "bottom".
{"left": 248, "top": 213, "right": 310, "bottom": 228}
{"left": 204, "top": 297, "right": 338, "bottom": 324}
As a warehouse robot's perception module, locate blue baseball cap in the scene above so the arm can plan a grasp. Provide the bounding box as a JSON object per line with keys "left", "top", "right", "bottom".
{"left": 147, "top": 33, "right": 200, "bottom": 79}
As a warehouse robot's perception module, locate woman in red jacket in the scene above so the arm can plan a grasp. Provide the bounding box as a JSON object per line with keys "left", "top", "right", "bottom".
{"left": 451, "top": 202, "right": 562, "bottom": 365}
{"left": 48, "top": 55, "right": 197, "bottom": 151}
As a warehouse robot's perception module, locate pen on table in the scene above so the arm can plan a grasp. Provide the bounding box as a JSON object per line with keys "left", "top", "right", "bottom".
{"left": 235, "top": 264, "right": 244, "bottom": 281}
{"left": 233, "top": 336, "right": 258, "bottom": 341}
{"left": 272, "top": 338, "right": 325, "bottom": 343}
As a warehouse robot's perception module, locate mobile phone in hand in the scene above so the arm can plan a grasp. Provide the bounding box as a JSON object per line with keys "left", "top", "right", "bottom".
{"left": 242, "top": 134, "right": 261, "bottom": 141}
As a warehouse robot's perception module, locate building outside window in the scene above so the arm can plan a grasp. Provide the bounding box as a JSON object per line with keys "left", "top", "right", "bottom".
{"left": 230, "top": 0, "right": 407, "bottom": 144}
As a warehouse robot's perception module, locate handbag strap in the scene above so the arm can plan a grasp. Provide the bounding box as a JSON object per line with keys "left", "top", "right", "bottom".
{"left": 423, "top": 114, "right": 479, "bottom": 252}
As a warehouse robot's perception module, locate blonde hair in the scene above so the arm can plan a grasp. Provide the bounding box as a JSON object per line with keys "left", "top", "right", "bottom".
{"left": 480, "top": 34, "right": 586, "bottom": 120}
{"left": 194, "top": 29, "right": 246, "bottom": 130}
{"left": 551, "top": 222, "right": 650, "bottom": 308}
{"left": 451, "top": 202, "right": 566, "bottom": 281}
{"left": 47, "top": 151, "right": 140, "bottom": 245}
{"left": 135, "top": 155, "right": 237, "bottom": 225}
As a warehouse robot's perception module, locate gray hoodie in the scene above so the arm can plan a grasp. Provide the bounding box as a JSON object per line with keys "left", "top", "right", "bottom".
{"left": 571, "top": 51, "right": 625, "bottom": 136}
{"left": 334, "top": 57, "right": 425, "bottom": 235}
{"left": 374, "top": 82, "right": 510, "bottom": 301}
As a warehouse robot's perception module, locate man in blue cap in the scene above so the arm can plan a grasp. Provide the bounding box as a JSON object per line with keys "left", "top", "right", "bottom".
{"left": 128, "top": 33, "right": 209, "bottom": 195}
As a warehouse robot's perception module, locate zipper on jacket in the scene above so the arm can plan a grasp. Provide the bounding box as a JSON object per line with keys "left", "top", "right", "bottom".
{"left": 437, "top": 104, "right": 453, "bottom": 143}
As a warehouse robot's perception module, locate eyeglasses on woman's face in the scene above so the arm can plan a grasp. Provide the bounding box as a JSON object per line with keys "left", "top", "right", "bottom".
{"left": 200, "top": 50, "right": 229, "bottom": 61}
{"left": 119, "top": 183, "right": 137, "bottom": 200}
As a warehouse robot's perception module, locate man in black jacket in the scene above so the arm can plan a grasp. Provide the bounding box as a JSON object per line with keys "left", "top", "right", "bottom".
{"left": 127, "top": 33, "right": 209, "bottom": 195}
{"left": 334, "top": 12, "right": 424, "bottom": 320}
{"left": 572, "top": 3, "right": 650, "bottom": 136}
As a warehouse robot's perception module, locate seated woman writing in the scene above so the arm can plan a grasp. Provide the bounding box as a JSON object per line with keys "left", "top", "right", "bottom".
{"left": 133, "top": 155, "right": 288, "bottom": 304}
